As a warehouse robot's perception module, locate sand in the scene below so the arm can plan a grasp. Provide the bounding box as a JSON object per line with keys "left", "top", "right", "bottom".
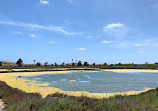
{"left": 0, "top": 69, "right": 30, "bottom": 72}
{"left": 0, "top": 69, "right": 156, "bottom": 99}
{"left": 103, "top": 69, "right": 158, "bottom": 73}
{"left": 0, "top": 69, "right": 10, "bottom": 72}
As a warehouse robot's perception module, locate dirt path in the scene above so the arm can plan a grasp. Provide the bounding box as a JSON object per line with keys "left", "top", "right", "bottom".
{"left": 0, "top": 99, "right": 5, "bottom": 111}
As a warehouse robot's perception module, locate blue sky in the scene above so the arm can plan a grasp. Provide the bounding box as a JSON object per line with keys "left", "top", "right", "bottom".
{"left": 1, "top": 0, "right": 158, "bottom": 64}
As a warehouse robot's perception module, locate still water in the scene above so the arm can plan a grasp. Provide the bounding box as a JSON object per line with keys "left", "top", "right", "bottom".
{"left": 20, "top": 71, "right": 158, "bottom": 93}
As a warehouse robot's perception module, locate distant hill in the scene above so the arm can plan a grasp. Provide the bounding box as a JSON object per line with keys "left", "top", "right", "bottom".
{"left": 0, "top": 61, "right": 17, "bottom": 66}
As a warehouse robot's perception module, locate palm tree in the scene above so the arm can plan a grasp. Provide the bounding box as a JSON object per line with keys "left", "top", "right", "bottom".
{"left": 34, "top": 60, "right": 36, "bottom": 65}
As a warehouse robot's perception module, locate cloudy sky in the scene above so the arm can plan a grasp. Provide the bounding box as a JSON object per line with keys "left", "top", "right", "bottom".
{"left": 1, "top": 0, "right": 158, "bottom": 64}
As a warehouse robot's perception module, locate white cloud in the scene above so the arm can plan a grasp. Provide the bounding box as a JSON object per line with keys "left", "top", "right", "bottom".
{"left": 29, "top": 34, "right": 38, "bottom": 38}
{"left": 87, "top": 36, "right": 92, "bottom": 39}
{"left": 134, "top": 44, "right": 142, "bottom": 46}
{"left": 40, "top": 0, "right": 49, "bottom": 5}
{"left": 103, "top": 23, "right": 124, "bottom": 32}
{"left": 103, "top": 22, "right": 129, "bottom": 38}
{"left": 101, "top": 40, "right": 115, "bottom": 44}
{"left": 0, "top": 20, "right": 81, "bottom": 36}
{"left": 48, "top": 41, "right": 56, "bottom": 44}
{"left": 76, "top": 48, "right": 86, "bottom": 51}
{"left": 134, "top": 43, "right": 151, "bottom": 47}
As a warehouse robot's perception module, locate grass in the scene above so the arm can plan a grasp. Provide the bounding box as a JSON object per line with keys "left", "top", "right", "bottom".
{"left": 0, "top": 81, "right": 158, "bottom": 111}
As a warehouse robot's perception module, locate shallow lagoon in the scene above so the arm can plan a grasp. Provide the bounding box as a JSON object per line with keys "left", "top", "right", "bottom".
{"left": 20, "top": 71, "right": 158, "bottom": 93}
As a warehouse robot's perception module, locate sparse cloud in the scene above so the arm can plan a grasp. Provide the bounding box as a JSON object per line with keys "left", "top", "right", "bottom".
{"left": 101, "top": 40, "right": 115, "bottom": 44}
{"left": 134, "top": 44, "right": 142, "bottom": 46}
{"left": 103, "top": 23, "right": 123, "bottom": 32}
{"left": 12, "top": 31, "right": 23, "bottom": 35}
{"left": 87, "top": 36, "right": 92, "bottom": 39}
{"left": 48, "top": 41, "right": 56, "bottom": 44}
{"left": 76, "top": 48, "right": 86, "bottom": 51}
{"left": 0, "top": 20, "right": 81, "bottom": 36}
{"left": 29, "top": 34, "right": 38, "bottom": 38}
{"left": 103, "top": 22, "right": 129, "bottom": 38}
{"left": 40, "top": 0, "right": 50, "bottom": 5}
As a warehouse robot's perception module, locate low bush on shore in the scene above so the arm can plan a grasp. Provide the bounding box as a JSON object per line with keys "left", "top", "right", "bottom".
{"left": 0, "top": 81, "right": 158, "bottom": 111}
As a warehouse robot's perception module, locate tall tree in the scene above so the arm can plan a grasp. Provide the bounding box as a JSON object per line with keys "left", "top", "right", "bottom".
{"left": 78, "top": 61, "right": 82, "bottom": 66}
{"left": 0, "top": 62, "right": 2, "bottom": 66}
{"left": 61, "top": 62, "right": 65, "bottom": 66}
{"left": 44, "top": 62, "right": 48, "bottom": 66}
{"left": 36, "top": 62, "right": 41, "bottom": 66}
{"left": 16, "top": 58, "right": 23, "bottom": 67}
{"left": 93, "top": 63, "right": 96, "bottom": 66}
{"left": 55, "top": 62, "right": 58, "bottom": 66}
{"left": 34, "top": 60, "right": 36, "bottom": 65}
{"left": 84, "top": 62, "right": 89, "bottom": 66}
{"left": 104, "top": 63, "right": 107, "bottom": 66}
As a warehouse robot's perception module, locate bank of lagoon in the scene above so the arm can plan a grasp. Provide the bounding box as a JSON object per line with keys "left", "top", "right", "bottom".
{"left": 0, "top": 69, "right": 158, "bottom": 98}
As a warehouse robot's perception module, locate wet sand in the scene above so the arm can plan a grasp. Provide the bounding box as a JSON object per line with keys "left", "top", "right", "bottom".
{"left": 0, "top": 69, "right": 156, "bottom": 99}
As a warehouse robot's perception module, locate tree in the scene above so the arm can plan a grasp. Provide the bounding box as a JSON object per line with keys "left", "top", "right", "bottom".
{"left": 72, "top": 59, "right": 73, "bottom": 64}
{"left": 118, "top": 63, "right": 122, "bottom": 65}
{"left": 155, "top": 62, "right": 158, "bottom": 65}
{"left": 84, "top": 62, "right": 89, "bottom": 66}
{"left": 77, "top": 61, "right": 82, "bottom": 66}
{"left": 34, "top": 60, "right": 36, "bottom": 65}
{"left": 0, "top": 62, "right": 2, "bottom": 66}
{"left": 72, "top": 62, "right": 75, "bottom": 66}
{"left": 36, "top": 62, "right": 41, "bottom": 66}
{"left": 51, "top": 64, "right": 54, "bottom": 66}
{"left": 16, "top": 58, "right": 23, "bottom": 67}
{"left": 61, "top": 62, "right": 65, "bottom": 66}
{"left": 93, "top": 63, "right": 95, "bottom": 66}
{"left": 104, "top": 63, "right": 107, "bottom": 66}
{"left": 55, "top": 62, "right": 58, "bottom": 66}
{"left": 44, "top": 62, "right": 48, "bottom": 66}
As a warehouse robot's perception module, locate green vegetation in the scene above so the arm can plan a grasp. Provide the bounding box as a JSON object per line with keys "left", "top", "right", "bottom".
{"left": 0, "top": 62, "right": 2, "bottom": 66}
{"left": 84, "top": 62, "right": 89, "bottom": 66}
{"left": 16, "top": 58, "right": 23, "bottom": 67}
{"left": 36, "top": 62, "right": 41, "bottom": 66}
{"left": 77, "top": 61, "right": 82, "bottom": 66}
{"left": 0, "top": 81, "right": 158, "bottom": 111}
{"left": 1, "top": 59, "right": 158, "bottom": 70}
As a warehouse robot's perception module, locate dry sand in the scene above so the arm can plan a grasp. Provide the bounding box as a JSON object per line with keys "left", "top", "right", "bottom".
{"left": 0, "top": 69, "right": 157, "bottom": 99}
{"left": 103, "top": 69, "right": 158, "bottom": 73}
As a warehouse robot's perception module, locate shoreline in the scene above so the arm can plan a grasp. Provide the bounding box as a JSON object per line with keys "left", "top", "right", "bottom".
{"left": 0, "top": 69, "right": 157, "bottom": 99}
{"left": 102, "top": 69, "right": 158, "bottom": 73}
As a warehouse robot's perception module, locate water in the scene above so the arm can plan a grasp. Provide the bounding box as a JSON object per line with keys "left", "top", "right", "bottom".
{"left": 19, "top": 71, "right": 158, "bottom": 93}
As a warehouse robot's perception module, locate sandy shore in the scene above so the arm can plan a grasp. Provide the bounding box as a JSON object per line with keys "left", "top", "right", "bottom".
{"left": 0, "top": 69, "right": 30, "bottom": 72}
{"left": 103, "top": 69, "right": 158, "bottom": 73}
{"left": 0, "top": 69, "right": 156, "bottom": 99}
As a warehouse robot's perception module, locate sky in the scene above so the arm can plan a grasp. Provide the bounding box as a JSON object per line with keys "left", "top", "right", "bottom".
{"left": 1, "top": 0, "right": 158, "bottom": 64}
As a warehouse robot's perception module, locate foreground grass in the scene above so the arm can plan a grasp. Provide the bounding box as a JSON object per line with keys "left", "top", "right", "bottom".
{"left": 0, "top": 81, "right": 158, "bottom": 111}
